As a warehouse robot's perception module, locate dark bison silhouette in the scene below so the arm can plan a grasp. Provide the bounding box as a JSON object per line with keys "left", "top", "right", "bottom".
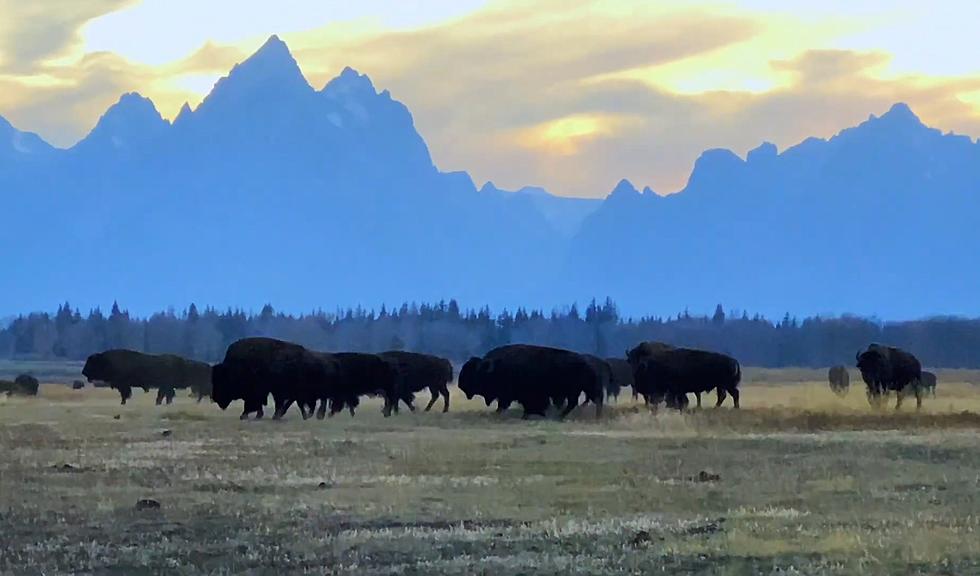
{"left": 605, "top": 358, "right": 633, "bottom": 403}
{"left": 855, "top": 343, "right": 923, "bottom": 409}
{"left": 83, "top": 350, "right": 210, "bottom": 406}
{"left": 582, "top": 354, "right": 615, "bottom": 403}
{"left": 0, "top": 374, "right": 40, "bottom": 397}
{"left": 920, "top": 370, "right": 937, "bottom": 397}
{"left": 626, "top": 342, "right": 741, "bottom": 409}
{"left": 315, "top": 352, "right": 398, "bottom": 418}
{"left": 211, "top": 337, "right": 340, "bottom": 420}
{"left": 380, "top": 351, "right": 453, "bottom": 413}
{"left": 827, "top": 365, "right": 850, "bottom": 396}
{"left": 459, "top": 344, "right": 603, "bottom": 419}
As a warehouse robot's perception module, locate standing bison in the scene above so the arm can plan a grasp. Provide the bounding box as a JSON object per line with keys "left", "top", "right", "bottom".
{"left": 380, "top": 351, "right": 453, "bottom": 413}
{"left": 211, "top": 338, "right": 341, "bottom": 420}
{"left": 459, "top": 345, "right": 603, "bottom": 419}
{"left": 605, "top": 358, "right": 634, "bottom": 403}
{"left": 856, "top": 344, "right": 923, "bottom": 409}
{"left": 83, "top": 350, "right": 211, "bottom": 406}
{"left": 0, "top": 374, "right": 40, "bottom": 397}
{"left": 317, "top": 352, "right": 398, "bottom": 418}
{"left": 827, "top": 365, "right": 850, "bottom": 396}
{"left": 920, "top": 371, "right": 937, "bottom": 397}
{"left": 626, "top": 342, "right": 741, "bottom": 410}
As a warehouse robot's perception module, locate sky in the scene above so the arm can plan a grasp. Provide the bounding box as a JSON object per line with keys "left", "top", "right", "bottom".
{"left": 1, "top": 0, "right": 979, "bottom": 197}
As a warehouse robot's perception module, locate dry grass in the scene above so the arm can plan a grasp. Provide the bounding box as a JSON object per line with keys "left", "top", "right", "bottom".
{"left": 1, "top": 368, "right": 980, "bottom": 574}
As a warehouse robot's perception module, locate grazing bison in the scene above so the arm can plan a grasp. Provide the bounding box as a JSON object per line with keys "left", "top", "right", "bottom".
{"left": 827, "top": 365, "right": 850, "bottom": 396}
{"left": 380, "top": 351, "right": 453, "bottom": 413}
{"left": 605, "top": 358, "right": 633, "bottom": 403}
{"left": 83, "top": 350, "right": 210, "bottom": 406}
{"left": 920, "top": 371, "right": 937, "bottom": 397}
{"left": 627, "top": 342, "right": 741, "bottom": 410}
{"left": 190, "top": 378, "right": 212, "bottom": 403}
{"left": 459, "top": 345, "right": 603, "bottom": 419}
{"left": 211, "top": 338, "right": 340, "bottom": 420}
{"left": 856, "top": 344, "right": 923, "bottom": 409}
{"left": 0, "top": 374, "right": 40, "bottom": 396}
{"left": 319, "top": 353, "right": 398, "bottom": 418}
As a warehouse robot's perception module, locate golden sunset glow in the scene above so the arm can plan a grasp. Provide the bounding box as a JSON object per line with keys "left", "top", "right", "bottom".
{"left": 2, "top": 0, "right": 980, "bottom": 197}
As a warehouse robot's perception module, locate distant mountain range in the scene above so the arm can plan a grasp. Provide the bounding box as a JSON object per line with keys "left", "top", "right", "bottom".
{"left": 3, "top": 36, "right": 979, "bottom": 319}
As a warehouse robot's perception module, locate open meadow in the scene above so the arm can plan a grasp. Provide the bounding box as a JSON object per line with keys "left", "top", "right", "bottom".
{"left": 2, "top": 368, "right": 980, "bottom": 575}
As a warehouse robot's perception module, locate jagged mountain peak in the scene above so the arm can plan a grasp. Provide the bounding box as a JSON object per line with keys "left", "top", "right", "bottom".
{"left": 74, "top": 92, "right": 168, "bottom": 152}
{"left": 0, "top": 115, "right": 54, "bottom": 158}
{"left": 322, "top": 66, "right": 378, "bottom": 99}
{"left": 609, "top": 178, "right": 640, "bottom": 198}
{"left": 194, "top": 34, "right": 313, "bottom": 114}
{"left": 879, "top": 102, "right": 920, "bottom": 124}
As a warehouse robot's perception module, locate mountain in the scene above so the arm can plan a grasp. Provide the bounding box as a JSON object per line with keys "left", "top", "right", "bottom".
{"left": 479, "top": 182, "right": 602, "bottom": 237}
{"left": 0, "top": 36, "right": 565, "bottom": 317}
{"left": 2, "top": 36, "right": 980, "bottom": 320}
{"left": 567, "top": 103, "right": 980, "bottom": 319}
{"left": 0, "top": 115, "right": 54, "bottom": 164}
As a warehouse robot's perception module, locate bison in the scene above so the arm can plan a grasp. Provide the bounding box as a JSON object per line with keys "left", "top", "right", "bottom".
{"left": 856, "top": 343, "right": 923, "bottom": 409}
{"left": 83, "top": 350, "right": 210, "bottom": 406}
{"left": 211, "top": 338, "right": 340, "bottom": 420}
{"left": 827, "top": 365, "right": 850, "bottom": 396}
{"left": 626, "top": 342, "right": 741, "bottom": 410}
{"left": 605, "top": 358, "right": 633, "bottom": 403}
{"left": 380, "top": 351, "right": 453, "bottom": 413}
{"left": 459, "top": 345, "right": 603, "bottom": 419}
{"left": 0, "top": 374, "right": 40, "bottom": 397}
{"left": 920, "top": 371, "right": 937, "bottom": 397}
{"left": 317, "top": 353, "right": 398, "bottom": 418}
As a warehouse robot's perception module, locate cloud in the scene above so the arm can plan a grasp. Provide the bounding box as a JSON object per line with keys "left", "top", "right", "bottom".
{"left": 0, "top": 0, "right": 135, "bottom": 72}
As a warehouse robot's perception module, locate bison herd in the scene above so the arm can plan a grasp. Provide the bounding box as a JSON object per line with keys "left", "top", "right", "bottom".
{"left": 69, "top": 339, "right": 941, "bottom": 418}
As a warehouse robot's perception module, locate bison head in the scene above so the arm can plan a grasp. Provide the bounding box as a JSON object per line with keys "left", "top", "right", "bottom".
{"left": 458, "top": 357, "right": 483, "bottom": 400}
{"left": 856, "top": 348, "right": 887, "bottom": 387}
{"left": 82, "top": 353, "right": 109, "bottom": 384}
{"left": 209, "top": 362, "right": 236, "bottom": 410}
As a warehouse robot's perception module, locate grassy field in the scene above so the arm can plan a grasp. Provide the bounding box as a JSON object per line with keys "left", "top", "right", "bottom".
{"left": 2, "top": 369, "right": 980, "bottom": 574}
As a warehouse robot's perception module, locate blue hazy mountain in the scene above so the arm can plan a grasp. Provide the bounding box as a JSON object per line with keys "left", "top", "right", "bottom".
{"left": 568, "top": 103, "right": 980, "bottom": 319}
{"left": 478, "top": 182, "right": 602, "bottom": 238}
{"left": 0, "top": 36, "right": 563, "bottom": 315}
{"left": 2, "top": 36, "right": 979, "bottom": 320}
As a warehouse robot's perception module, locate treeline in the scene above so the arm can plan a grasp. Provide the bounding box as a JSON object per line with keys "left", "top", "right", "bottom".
{"left": 4, "top": 300, "right": 980, "bottom": 368}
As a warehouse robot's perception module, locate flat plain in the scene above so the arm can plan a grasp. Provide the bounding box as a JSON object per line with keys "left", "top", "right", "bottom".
{"left": 2, "top": 368, "right": 980, "bottom": 575}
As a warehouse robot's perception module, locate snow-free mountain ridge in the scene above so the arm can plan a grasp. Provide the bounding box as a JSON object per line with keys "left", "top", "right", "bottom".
{"left": 2, "top": 37, "right": 979, "bottom": 319}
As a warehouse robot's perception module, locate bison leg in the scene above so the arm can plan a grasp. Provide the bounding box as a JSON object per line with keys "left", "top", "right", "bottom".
{"left": 424, "top": 388, "right": 440, "bottom": 412}
{"left": 695, "top": 392, "right": 702, "bottom": 408}
{"left": 895, "top": 389, "right": 904, "bottom": 410}
{"left": 716, "top": 388, "right": 728, "bottom": 407}
{"left": 559, "top": 395, "right": 579, "bottom": 419}
{"left": 272, "top": 398, "right": 294, "bottom": 420}
{"left": 730, "top": 388, "right": 740, "bottom": 409}
{"left": 240, "top": 400, "right": 259, "bottom": 420}
{"left": 117, "top": 384, "right": 132, "bottom": 406}
{"left": 316, "top": 399, "right": 327, "bottom": 420}
{"left": 404, "top": 394, "right": 417, "bottom": 412}
{"left": 165, "top": 388, "right": 175, "bottom": 405}
{"left": 155, "top": 388, "right": 165, "bottom": 405}
{"left": 441, "top": 387, "right": 450, "bottom": 413}
{"left": 299, "top": 402, "right": 312, "bottom": 420}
